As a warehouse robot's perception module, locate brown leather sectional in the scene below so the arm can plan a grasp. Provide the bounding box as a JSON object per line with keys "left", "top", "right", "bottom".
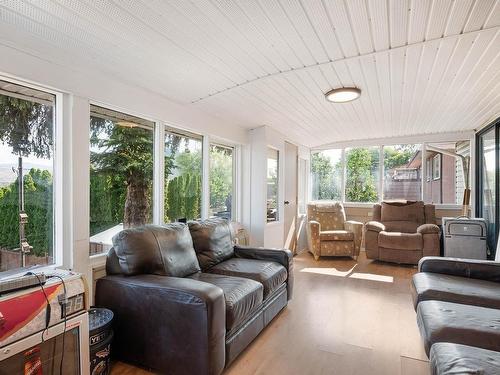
{"left": 412, "top": 256, "right": 500, "bottom": 374}
{"left": 95, "top": 218, "right": 293, "bottom": 375}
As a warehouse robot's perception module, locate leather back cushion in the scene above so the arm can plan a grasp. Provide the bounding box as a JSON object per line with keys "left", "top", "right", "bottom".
{"left": 381, "top": 201, "right": 424, "bottom": 224}
{"left": 112, "top": 224, "right": 200, "bottom": 277}
{"left": 307, "top": 202, "right": 345, "bottom": 230}
{"left": 188, "top": 218, "right": 234, "bottom": 271}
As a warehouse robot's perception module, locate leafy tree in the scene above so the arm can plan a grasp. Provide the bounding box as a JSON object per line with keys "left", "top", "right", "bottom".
{"left": 384, "top": 145, "right": 418, "bottom": 171}
{"left": 0, "top": 95, "right": 53, "bottom": 257}
{"left": 345, "top": 148, "right": 378, "bottom": 202}
{"left": 311, "top": 153, "right": 341, "bottom": 200}
{"left": 209, "top": 146, "right": 233, "bottom": 213}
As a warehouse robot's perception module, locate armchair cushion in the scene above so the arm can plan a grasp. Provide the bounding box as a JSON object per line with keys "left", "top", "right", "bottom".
{"left": 365, "top": 221, "right": 385, "bottom": 233}
{"left": 188, "top": 272, "right": 263, "bottom": 331}
{"left": 208, "top": 258, "right": 287, "bottom": 299}
{"left": 379, "top": 231, "right": 422, "bottom": 250}
{"left": 417, "top": 223, "right": 440, "bottom": 235}
{"left": 307, "top": 202, "right": 346, "bottom": 230}
{"left": 320, "top": 230, "right": 354, "bottom": 241}
{"left": 188, "top": 218, "right": 234, "bottom": 271}
{"left": 112, "top": 224, "right": 200, "bottom": 277}
{"left": 412, "top": 272, "right": 500, "bottom": 309}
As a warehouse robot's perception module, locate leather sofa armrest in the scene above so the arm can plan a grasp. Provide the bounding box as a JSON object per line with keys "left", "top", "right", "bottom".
{"left": 234, "top": 245, "right": 294, "bottom": 299}
{"left": 365, "top": 221, "right": 385, "bottom": 233}
{"left": 418, "top": 256, "right": 500, "bottom": 283}
{"left": 417, "top": 223, "right": 440, "bottom": 235}
{"left": 345, "top": 220, "right": 363, "bottom": 255}
{"left": 95, "top": 275, "right": 226, "bottom": 375}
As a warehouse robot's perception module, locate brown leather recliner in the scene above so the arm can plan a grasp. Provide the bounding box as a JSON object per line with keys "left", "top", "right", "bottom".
{"left": 364, "top": 201, "right": 440, "bottom": 264}
{"left": 95, "top": 218, "right": 293, "bottom": 375}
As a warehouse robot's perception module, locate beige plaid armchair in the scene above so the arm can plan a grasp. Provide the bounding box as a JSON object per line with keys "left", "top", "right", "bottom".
{"left": 307, "top": 202, "right": 363, "bottom": 260}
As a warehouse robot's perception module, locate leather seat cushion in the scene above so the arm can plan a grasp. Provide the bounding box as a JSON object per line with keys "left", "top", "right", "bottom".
{"left": 379, "top": 231, "right": 422, "bottom": 250}
{"left": 189, "top": 272, "right": 263, "bottom": 331}
{"left": 430, "top": 343, "right": 500, "bottom": 375}
{"left": 412, "top": 272, "right": 500, "bottom": 309}
{"left": 207, "top": 258, "right": 287, "bottom": 299}
{"left": 417, "top": 300, "right": 500, "bottom": 356}
{"left": 319, "top": 230, "right": 354, "bottom": 241}
{"left": 188, "top": 218, "right": 234, "bottom": 271}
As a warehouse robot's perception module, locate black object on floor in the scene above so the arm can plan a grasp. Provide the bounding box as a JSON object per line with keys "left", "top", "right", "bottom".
{"left": 89, "top": 307, "right": 114, "bottom": 375}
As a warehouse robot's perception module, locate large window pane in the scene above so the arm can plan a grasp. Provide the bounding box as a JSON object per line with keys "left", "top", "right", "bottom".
{"left": 209, "top": 144, "right": 234, "bottom": 219}
{"left": 311, "top": 150, "right": 342, "bottom": 200}
{"left": 89, "top": 105, "right": 154, "bottom": 255}
{"left": 267, "top": 148, "right": 279, "bottom": 222}
{"left": 424, "top": 141, "right": 470, "bottom": 204}
{"left": 164, "top": 131, "right": 202, "bottom": 222}
{"left": 345, "top": 147, "right": 380, "bottom": 202}
{"left": 383, "top": 144, "right": 421, "bottom": 200}
{"left": 0, "top": 80, "right": 55, "bottom": 272}
{"left": 298, "top": 158, "right": 307, "bottom": 215}
{"left": 478, "top": 129, "right": 496, "bottom": 252}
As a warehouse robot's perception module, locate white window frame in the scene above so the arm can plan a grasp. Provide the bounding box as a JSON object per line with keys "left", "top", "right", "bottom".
{"left": 208, "top": 142, "right": 237, "bottom": 221}
{"left": 342, "top": 145, "right": 381, "bottom": 204}
{"left": 163, "top": 125, "right": 205, "bottom": 223}
{"left": 432, "top": 154, "right": 441, "bottom": 180}
{"left": 426, "top": 158, "right": 432, "bottom": 182}
{"left": 310, "top": 131, "right": 474, "bottom": 209}
{"left": 0, "top": 76, "right": 64, "bottom": 274}
{"left": 266, "top": 146, "right": 280, "bottom": 223}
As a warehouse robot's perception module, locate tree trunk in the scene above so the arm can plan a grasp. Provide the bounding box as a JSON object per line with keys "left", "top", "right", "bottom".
{"left": 124, "top": 177, "right": 149, "bottom": 228}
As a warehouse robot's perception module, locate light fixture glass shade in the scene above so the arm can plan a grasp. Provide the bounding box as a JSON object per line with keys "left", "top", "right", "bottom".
{"left": 325, "top": 87, "right": 361, "bottom": 103}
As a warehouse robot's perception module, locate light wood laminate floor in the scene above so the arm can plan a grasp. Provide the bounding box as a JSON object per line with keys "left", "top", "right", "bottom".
{"left": 111, "top": 251, "right": 429, "bottom": 375}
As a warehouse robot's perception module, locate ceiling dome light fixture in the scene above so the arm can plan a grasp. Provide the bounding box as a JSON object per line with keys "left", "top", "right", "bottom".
{"left": 325, "top": 87, "right": 361, "bottom": 103}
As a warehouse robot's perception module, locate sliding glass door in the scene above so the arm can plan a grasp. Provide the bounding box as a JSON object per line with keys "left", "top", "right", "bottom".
{"left": 476, "top": 120, "right": 500, "bottom": 258}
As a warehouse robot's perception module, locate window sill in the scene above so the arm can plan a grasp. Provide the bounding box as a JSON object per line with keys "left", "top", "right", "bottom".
{"left": 266, "top": 221, "right": 282, "bottom": 227}
{"left": 89, "top": 252, "right": 108, "bottom": 268}
{"left": 0, "top": 263, "right": 62, "bottom": 280}
{"left": 310, "top": 201, "right": 465, "bottom": 210}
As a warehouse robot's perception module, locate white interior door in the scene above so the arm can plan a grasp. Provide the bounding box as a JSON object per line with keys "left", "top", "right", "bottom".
{"left": 284, "top": 141, "right": 298, "bottom": 252}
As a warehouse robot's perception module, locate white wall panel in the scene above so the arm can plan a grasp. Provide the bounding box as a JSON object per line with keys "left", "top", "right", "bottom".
{"left": 0, "top": 0, "right": 498, "bottom": 148}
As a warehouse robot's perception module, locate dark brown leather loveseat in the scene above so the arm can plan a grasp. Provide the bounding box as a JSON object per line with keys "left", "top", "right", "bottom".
{"left": 95, "top": 218, "right": 293, "bottom": 375}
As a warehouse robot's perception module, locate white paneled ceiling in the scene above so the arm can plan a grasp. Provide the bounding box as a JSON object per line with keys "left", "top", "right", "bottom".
{"left": 0, "top": 0, "right": 499, "bottom": 147}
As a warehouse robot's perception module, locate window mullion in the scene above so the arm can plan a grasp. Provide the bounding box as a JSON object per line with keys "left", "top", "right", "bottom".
{"left": 422, "top": 143, "right": 427, "bottom": 202}
{"left": 341, "top": 148, "right": 346, "bottom": 203}
{"left": 379, "top": 145, "right": 384, "bottom": 201}
{"left": 154, "top": 122, "right": 165, "bottom": 224}
{"left": 202, "top": 135, "right": 210, "bottom": 219}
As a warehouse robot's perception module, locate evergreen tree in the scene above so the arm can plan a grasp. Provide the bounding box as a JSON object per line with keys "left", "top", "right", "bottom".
{"left": 90, "top": 118, "right": 154, "bottom": 228}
